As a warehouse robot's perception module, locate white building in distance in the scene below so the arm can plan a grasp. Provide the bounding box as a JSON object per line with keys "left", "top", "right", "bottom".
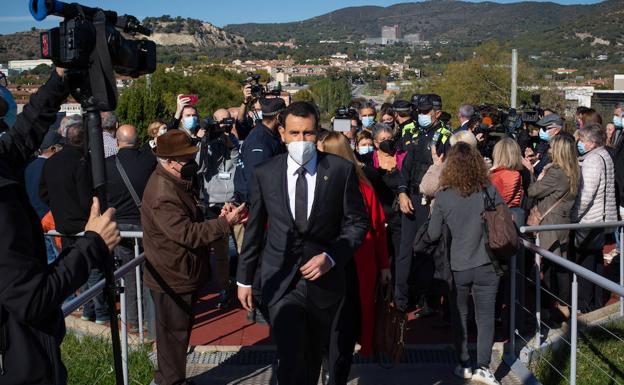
{"left": 8, "top": 59, "right": 53, "bottom": 73}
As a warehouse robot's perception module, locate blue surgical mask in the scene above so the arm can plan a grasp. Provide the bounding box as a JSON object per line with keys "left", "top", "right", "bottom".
{"left": 418, "top": 114, "right": 432, "bottom": 128}
{"left": 182, "top": 116, "right": 198, "bottom": 131}
{"left": 539, "top": 128, "right": 550, "bottom": 142}
{"left": 358, "top": 145, "right": 374, "bottom": 155}
{"left": 361, "top": 116, "right": 375, "bottom": 128}
{"left": 613, "top": 115, "right": 623, "bottom": 128}
{"left": 577, "top": 141, "right": 587, "bottom": 155}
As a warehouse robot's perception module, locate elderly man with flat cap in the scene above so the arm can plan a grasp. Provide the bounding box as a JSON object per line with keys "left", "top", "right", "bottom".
{"left": 141, "top": 129, "right": 247, "bottom": 385}
{"left": 534, "top": 113, "right": 564, "bottom": 176}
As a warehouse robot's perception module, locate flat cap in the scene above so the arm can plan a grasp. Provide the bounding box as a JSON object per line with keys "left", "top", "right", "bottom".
{"left": 260, "top": 97, "right": 286, "bottom": 117}
{"left": 536, "top": 114, "right": 564, "bottom": 128}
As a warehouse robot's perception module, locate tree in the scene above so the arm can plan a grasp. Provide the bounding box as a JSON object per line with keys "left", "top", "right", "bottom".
{"left": 116, "top": 65, "right": 246, "bottom": 142}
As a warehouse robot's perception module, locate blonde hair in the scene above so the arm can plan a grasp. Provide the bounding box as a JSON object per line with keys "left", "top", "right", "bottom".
{"left": 321, "top": 132, "right": 370, "bottom": 186}
{"left": 550, "top": 135, "right": 580, "bottom": 195}
{"left": 449, "top": 131, "right": 478, "bottom": 148}
{"left": 147, "top": 120, "right": 166, "bottom": 139}
{"left": 492, "top": 137, "right": 523, "bottom": 171}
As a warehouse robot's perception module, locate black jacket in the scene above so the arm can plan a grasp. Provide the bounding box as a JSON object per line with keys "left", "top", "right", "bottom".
{"left": 0, "top": 71, "right": 109, "bottom": 385}
{"left": 40, "top": 145, "right": 92, "bottom": 234}
{"left": 236, "top": 152, "right": 369, "bottom": 308}
{"left": 105, "top": 146, "right": 157, "bottom": 225}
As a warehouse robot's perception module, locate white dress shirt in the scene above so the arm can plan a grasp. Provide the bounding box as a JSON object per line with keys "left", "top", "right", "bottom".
{"left": 237, "top": 152, "right": 333, "bottom": 288}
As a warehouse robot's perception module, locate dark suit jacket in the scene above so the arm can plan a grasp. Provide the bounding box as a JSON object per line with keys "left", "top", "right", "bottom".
{"left": 237, "top": 152, "right": 370, "bottom": 308}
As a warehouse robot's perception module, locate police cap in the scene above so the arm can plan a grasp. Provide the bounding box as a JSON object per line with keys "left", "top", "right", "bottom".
{"left": 392, "top": 100, "right": 412, "bottom": 113}
{"left": 418, "top": 94, "right": 443, "bottom": 112}
{"left": 260, "top": 97, "right": 286, "bottom": 117}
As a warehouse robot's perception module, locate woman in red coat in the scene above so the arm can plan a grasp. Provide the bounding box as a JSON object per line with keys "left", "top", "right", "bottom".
{"left": 319, "top": 132, "right": 391, "bottom": 385}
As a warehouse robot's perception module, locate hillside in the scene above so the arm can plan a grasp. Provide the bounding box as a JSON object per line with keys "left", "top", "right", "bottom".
{"left": 0, "top": 30, "right": 41, "bottom": 63}
{"left": 142, "top": 16, "right": 246, "bottom": 48}
{"left": 224, "top": 0, "right": 618, "bottom": 45}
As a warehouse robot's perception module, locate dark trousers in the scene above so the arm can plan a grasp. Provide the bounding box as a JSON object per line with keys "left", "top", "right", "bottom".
{"left": 62, "top": 237, "right": 108, "bottom": 320}
{"left": 577, "top": 250, "right": 605, "bottom": 313}
{"left": 205, "top": 205, "right": 234, "bottom": 290}
{"left": 327, "top": 260, "right": 361, "bottom": 385}
{"left": 395, "top": 194, "right": 430, "bottom": 309}
{"left": 269, "top": 278, "right": 339, "bottom": 385}
{"left": 450, "top": 263, "right": 500, "bottom": 368}
{"left": 151, "top": 289, "right": 195, "bottom": 385}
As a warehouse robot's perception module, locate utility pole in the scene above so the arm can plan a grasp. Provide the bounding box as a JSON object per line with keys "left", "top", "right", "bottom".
{"left": 511, "top": 49, "right": 518, "bottom": 109}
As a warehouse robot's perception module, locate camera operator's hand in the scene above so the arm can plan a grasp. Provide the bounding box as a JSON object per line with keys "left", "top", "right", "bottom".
{"left": 175, "top": 94, "right": 192, "bottom": 120}
{"left": 399, "top": 192, "right": 414, "bottom": 215}
{"left": 242, "top": 85, "right": 252, "bottom": 103}
{"left": 476, "top": 133, "right": 485, "bottom": 142}
{"left": 196, "top": 128, "right": 206, "bottom": 139}
{"left": 84, "top": 197, "right": 120, "bottom": 252}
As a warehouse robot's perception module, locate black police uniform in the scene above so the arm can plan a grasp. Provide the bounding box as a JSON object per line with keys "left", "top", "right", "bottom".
{"left": 233, "top": 98, "right": 286, "bottom": 203}
{"left": 394, "top": 95, "right": 451, "bottom": 311}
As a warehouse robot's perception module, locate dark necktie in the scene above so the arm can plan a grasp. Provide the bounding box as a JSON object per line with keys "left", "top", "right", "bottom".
{"left": 295, "top": 166, "right": 308, "bottom": 232}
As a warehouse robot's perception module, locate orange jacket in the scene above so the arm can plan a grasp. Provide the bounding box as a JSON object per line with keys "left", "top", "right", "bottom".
{"left": 491, "top": 168, "right": 523, "bottom": 208}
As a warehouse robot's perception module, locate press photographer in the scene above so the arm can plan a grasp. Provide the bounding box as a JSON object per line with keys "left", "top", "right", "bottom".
{"left": 0, "top": 66, "right": 121, "bottom": 385}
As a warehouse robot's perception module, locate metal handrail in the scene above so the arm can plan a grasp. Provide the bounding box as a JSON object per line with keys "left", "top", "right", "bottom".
{"left": 520, "top": 220, "right": 624, "bottom": 233}
{"left": 521, "top": 239, "right": 624, "bottom": 298}
{"left": 62, "top": 253, "right": 146, "bottom": 317}
{"left": 46, "top": 230, "right": 144, "bottom": 239}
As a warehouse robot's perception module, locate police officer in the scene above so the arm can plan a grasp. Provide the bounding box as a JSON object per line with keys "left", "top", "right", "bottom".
{"left": 394, "top": 93, "right": 452, "bottom": 311}
{"left": 234, "top": 97, "right": 286, "bottom": 204}
{"left": 392, "top": 99, "right": 418, "bottom": 150}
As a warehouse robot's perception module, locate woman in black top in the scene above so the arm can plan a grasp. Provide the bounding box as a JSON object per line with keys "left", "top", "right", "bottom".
{"left": 368, "top": 123, "right": 407, "bottom": 269}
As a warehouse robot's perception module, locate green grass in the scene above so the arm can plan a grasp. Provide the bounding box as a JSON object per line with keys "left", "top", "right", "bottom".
{"left": 532, "top": 320, "right": 624, "bottom": 385}
{"left": 61, "top": 332, "right": 155, "bottom": 385}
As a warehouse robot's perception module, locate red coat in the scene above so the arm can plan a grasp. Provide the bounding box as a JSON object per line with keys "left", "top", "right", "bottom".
{"left": 355, "top": 180, "right": 390, "bottom": 356}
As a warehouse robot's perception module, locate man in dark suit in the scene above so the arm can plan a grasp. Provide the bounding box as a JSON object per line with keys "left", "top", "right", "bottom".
{"left": 236, "top": 101, "right": 369, "bottom": 385}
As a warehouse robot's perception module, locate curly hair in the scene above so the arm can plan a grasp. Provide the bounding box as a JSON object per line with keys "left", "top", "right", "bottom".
{"left": 439, "top": 142, "right": 489, "bottom": 197}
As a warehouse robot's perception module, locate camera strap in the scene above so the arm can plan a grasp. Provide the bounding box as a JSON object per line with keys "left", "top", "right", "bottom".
{"left": 88, "top": 9, "right": 119, "bottom": 110}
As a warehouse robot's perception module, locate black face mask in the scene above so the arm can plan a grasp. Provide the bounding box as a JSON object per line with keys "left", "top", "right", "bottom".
{"left": 379, "top": 139, "right": 397, "bottom": 155}
{"left": 179, "top": 160, "right": 199, "bottom": 180}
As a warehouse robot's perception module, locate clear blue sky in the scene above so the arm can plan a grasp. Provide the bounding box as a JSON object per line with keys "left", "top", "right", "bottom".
{"left": 0, "top": 0, "right": 603, "bottom": 34}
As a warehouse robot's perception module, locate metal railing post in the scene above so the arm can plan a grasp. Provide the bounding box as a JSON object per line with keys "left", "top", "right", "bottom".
{"left": 620, "top": 227, "right": 623, "bottom": 317}
{"left": 535, "top": 237, "right": 541, "bottom": 348}
{"left": 570, "top": 274, "right": 578, "bottom": 385}
{"left": 509, "top": 253, "right": 517, "bottom": 358}
{"left": 120, "top": 277, "right": 129, "bottom": 385}
{"left": 134, "top": 238, "right": 144, "bottom": 343}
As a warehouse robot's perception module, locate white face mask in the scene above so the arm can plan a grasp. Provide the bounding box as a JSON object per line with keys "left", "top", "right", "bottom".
{"left": 287, "top": 141, "right": 317, "bottom": 166}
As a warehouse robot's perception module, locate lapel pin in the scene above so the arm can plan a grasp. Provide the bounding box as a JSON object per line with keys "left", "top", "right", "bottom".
{"left": 324, "top": 175, "right": 329, "bottom": 181}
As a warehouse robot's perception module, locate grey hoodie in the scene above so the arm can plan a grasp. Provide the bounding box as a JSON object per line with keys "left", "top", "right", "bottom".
{"left": 198, "top": 133, "right": 240, "bottom": 205}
